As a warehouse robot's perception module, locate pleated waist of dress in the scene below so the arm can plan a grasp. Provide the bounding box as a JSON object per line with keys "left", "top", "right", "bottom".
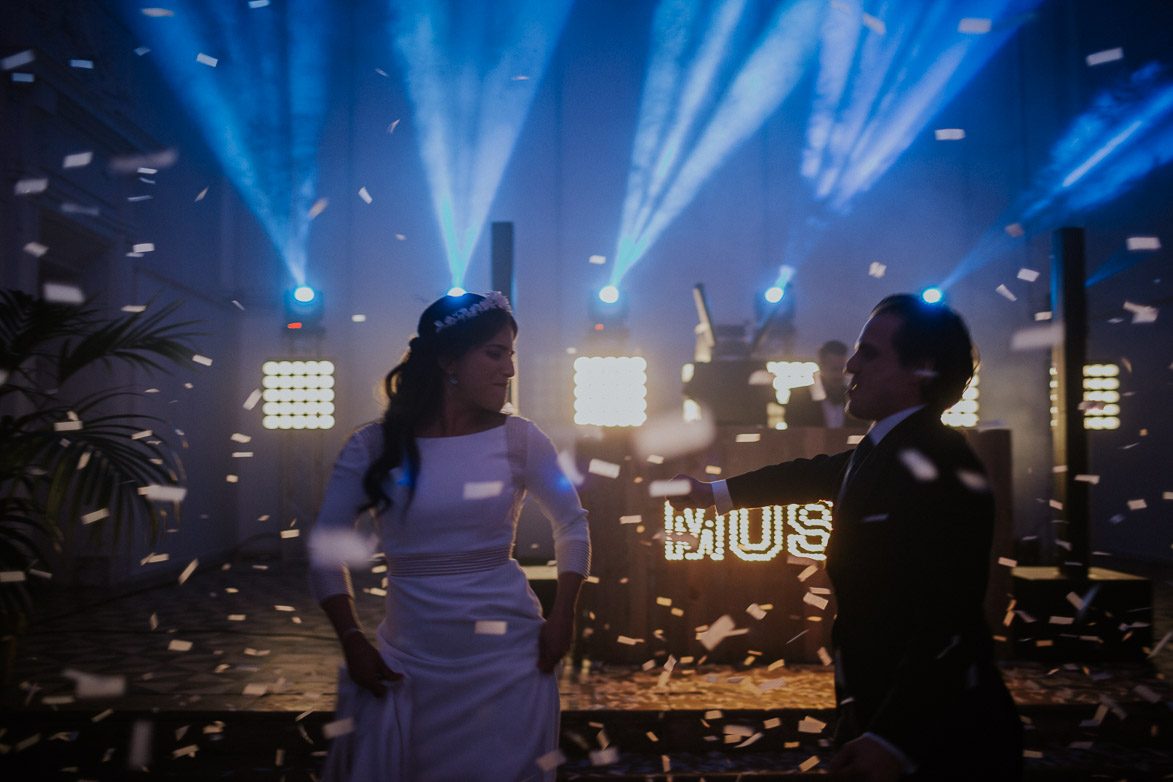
{"left": 385, "top": 545, "right": 513, "bottom": 577}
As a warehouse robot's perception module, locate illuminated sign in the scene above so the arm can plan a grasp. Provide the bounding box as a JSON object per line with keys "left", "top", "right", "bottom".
{"left": 663, "top": 500, "right": 833, "bottom": 562}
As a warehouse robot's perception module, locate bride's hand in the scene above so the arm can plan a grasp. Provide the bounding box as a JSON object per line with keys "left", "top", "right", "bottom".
{"left": 537, "top": 615, "right": 573, "bottom": 673}
{"left": 342, "top": 633, "right": 402, "bottom": 697}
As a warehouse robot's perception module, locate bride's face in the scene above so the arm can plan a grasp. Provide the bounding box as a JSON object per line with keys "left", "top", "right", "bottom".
{"left": 442, "top": 325, "right": 516, "bottom": 414}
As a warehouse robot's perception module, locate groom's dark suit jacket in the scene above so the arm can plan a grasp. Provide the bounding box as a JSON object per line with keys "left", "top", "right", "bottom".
{"left": 726, "top": 408, "right": 1021, "bottom": 780}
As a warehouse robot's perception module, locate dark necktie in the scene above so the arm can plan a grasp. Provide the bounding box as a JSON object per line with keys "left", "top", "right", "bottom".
{"left": 838, "top": 435, "right": 875, "bottom": 503}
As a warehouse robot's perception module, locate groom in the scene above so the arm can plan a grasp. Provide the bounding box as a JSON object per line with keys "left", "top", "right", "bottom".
{"left": 672, "top": 294, "right": 1021, "bottom": 781}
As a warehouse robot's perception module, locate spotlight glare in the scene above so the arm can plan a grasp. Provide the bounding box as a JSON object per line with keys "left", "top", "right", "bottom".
{"left": 599, "top": 286, "right": 620, "bottom": 304}
{"left": 447, "top": 286, "right": 467, "bottom": 297}
{"left": 293, "top": 286, "right": 315, "bottom": 303}
{"left": 764, "top": 286, "right": 784, "bottom": 304}
{"left": 922, "top": 287, "right": 944, "bottom": 304}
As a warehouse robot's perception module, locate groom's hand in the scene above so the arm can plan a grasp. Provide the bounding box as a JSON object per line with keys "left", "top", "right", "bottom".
{"left": 666, "top": 473, "right": 715, "bottom": 510}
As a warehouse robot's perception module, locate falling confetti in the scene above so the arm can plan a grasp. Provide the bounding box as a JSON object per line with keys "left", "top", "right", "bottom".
{"left": 2, "top": 50, "right": 35, "bottom": 70}
{"left": 587, "top": 459, "right": 621, "bottom": 479}
{"left": 463, "top": 480, "right": 504, "bottom": 499}
{"left": 358, "top": 186, "right": 372, "bottom": 203}
{"left": 63, "top": 151, "right": 93, "bottom": 168}
{"left": 195, "top": 52, "right": 218, "bottom": 67}
{"left": 15, "top": 178, "right": 49, "bottom": 195}
{"left": 1086, "top": 47, "right": 1124, "bottom": 67}
{"left": 934, "top": 128, "right": 966, "bottom": 140}
{"left": 899, "top": 448, "right": 939, "bottom": 481}
{"left": 958, "top": 17, "right": 991, "bottom": 33}
{"left": 243, "top": 388, "right": 263, "bottom": 410}
{"left": 1126, "top": 236, "right": 1160, "bottom": 251}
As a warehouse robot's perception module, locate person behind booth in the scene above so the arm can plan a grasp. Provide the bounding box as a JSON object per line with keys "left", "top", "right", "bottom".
{"left": 670, "top": 294, "right": 1021, "bottom": 782}
{"left": 785, "top": 340, "right": 866, "bottom": 429}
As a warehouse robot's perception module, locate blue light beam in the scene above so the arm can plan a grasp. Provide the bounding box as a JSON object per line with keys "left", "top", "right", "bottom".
{"left": 940, "top": 62, "right": 1173, "bottom": 290}
{"left": 610, "top": 0, "right": 824, "bottom": 286}
{"left": 113, "top": 0, "right": 333, "bottom": 287}
{"left": 390, "top": 0, "right": 574, "bottom": 290}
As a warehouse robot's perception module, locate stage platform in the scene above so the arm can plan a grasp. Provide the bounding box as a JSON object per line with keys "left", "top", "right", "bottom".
{"left": 2, "top": 561, "right": 1171, "bottom": 779}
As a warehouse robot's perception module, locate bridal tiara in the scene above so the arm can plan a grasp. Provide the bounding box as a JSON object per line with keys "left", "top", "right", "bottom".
{"left": 433, "top": 291, "right": 512, "bottom": 333}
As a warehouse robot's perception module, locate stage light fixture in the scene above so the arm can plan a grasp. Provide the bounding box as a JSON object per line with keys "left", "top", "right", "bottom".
{"left": 261, "top": 359, "right": 336, "bottom": 430}
{"left": 599, "top": 286, "right": 620, "bottom": 304}
{"left": 284, "top": 287, "right": 324, "bottom": 332}
{"left": 764, "top": 286, "right": 785, "bottom": 304}
{"left": 573, "top": 356, "right": 647, "bottom": 427}
{"left": 447, "top": 287, "right": 467, "bottom": 297}
{"left": 1050, "top": 364, "right": 1122, "bottom": 430}
{"left": 921, "top": 287, "right": 944, "bottom": 304}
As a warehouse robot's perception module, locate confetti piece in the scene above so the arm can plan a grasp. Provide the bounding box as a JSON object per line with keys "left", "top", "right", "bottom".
{"left": 704, "top": 465, "right": 722, "bottom": 475}
{"left": 141, "top": 7, "right": 175, "bottom": 16}
{"left": 308, "top": 198, "right": 328, "bottom": 218}
{"left": 64, "top": 151, "right": 93, "bottom": 168}
{"left": 110, "top": 149, "right": 177, "bottom": 173}
{"left": 388, "top": 119, "right": 400, "bottom": 134}
{"left": 475, "top": 620, "right": 507, "bottom": 635}
{"left": 195, "top": 186, "right": 208, "bottom": 201}
{"left": 130, "top": 429, "right": 152, "bottom": 440}
{"left": 588, "top": 459, "right": 620, "bottom": 479}
{"left": 746, "top": 603, "right": 766, "bottom": 620}
{"left": 229, "top": 433, "right": 252, "bottom": 444}
{"left": 168, "top": 639, "right": 192, "bottom": 652}
{"left": 798, "top": 716, "right": 826, "bottom": 733}
{"left": 590, "top": 747, "right": 619, "bottom": 766}
{"left": 817, "top": 647, "right": 832, "bottom": 665}
{"left": 1148, "top": 630, "right": 1171, "bottom": 658}
{"left": 249, "top": 0, "right": 270, "bottom": 7}
{"left": 862, "top": 13, "right": 885, "bottom": 33}
{"left": 2, "top": 50, "right": 35, "bottom": 70}
{"left": 957, "top": 469, "right": 989, "bottom": 492}
{"left": 196, "top": 52, "right": 218, "bottom": 67}
{"left": 62, "top": 202, "right": 99, "bottom": 215}
{"left": 995, "top": 284, "right": 1017, "bottom": 301}
{"left": 655, "top": 597, "right": 672, "bottom": 606}
{"left": 803, "top": 592, "right": 829, "bottom": 610}
{"left": 1126, "top": 236, "right": 1160, "bottom": 251}
{"left": 11, "top": 72, "right": 34, "bottom": 82}
{"left": 463, "top": 480, "right": 504, "bottom": 499}
{"left": 1049, "top": 616, "right": 1074, "bottom": 625}
{"left": 134, "top": 46, "right": 151, "bottom": 55}
{"left": 620, "top": 515, "right": 642, "bottom": 525}
{"left": 323, "top": 717, "right": 357, "bottom": 739}
{"left": 351, "top": 313, "right": 367, "bottom": 322}
{"left": 997, "top": 557, "right": 1018, "bottom": 568}
{"left": 178, "top": 558, "right": 198, "bottom": 585}
{"left": 192, "top": 354, "right": 213, "bottom": 366}
{"left": 536, "top": 749, "right": 566, "bottom": 772}
{"left": 646, "top": 454, "right": 664, "bottom": 464}
{"left": 868, "top": 261, "right": 887, "bottom": 278}
{"left": 649, "top": 479, "right": 690, "bottom": 497}
{"left": 958, "top": 17, "right": 991, "bottom": 33}
{"left": 54, "top": 420, "right": 84, "bottom": 431}
{"left": 735, "top": 433, "right": 760, "bottom": 443}
{"left": 0, "top": 571, "right": 27, "bottom": 583}
{"left": 899, "top": 449, "right": 938, "bottom": 481}
{"left": 70, "top": 59, "right": 94, "bottom": 69}
{"left": 63, "top": 669, "right": 126, "bottom": 698}
{"left": 588, "top": 254, "right": 606, "bottom": 265}
{"left": 799, "top": 755, "right": 820, "bottom": 772}
{"left": 80, "top": 508, "right": 110, "bottom": 525}
{"left": 132, "top": 242, "right": 155, "bottom": 253}
{"left": 797, "top": 564, "right": 818, "bottom": 581}
{"left": 1122, "top": 301, "right": 1158, "bottom": 323}
{"left": 280, "top": 529, "right": 300, "bottom": 539}
{"left": 696, "top": 615, "right": 736, "bottom": 651}
{"left": 243, "top": 683, "right": 268, "bottom": 696}
{"left": 1017, "top": 268, "right": 1040, "bottom": 282}
{"left": 43, "top": 283, "right": 85, "bottom": 303}
{"left": 1010, "top": 323, "right": 1063, "bottom": 350}
{"left": 1127, "top": 499, "right": 1147, "bottom": 510}
{"left": 1074, "top": 474, "right": 1100, "bottom": 484}
{"left": 309, "top": 528, "right": 377, "bottom": 566}
{"left": 747, "top": 369, "right": 774, "bottom": 386}
{"left": 616, "top": 635, "right": 642, "bottom": 645}
{"left": 228, "top": 614, "right": 245, "bottom": 621}
{"left": 243, "top": 388, "right": 262, "bottom": 410}
{"left": 141, "top": 485, "right": 186, "bottom": 503}
{"left": 232, "top": 451, "right": 253, "bottom": 458}
{"left": 1086, "top": 47, "right": 1123, "bottom": 67}
{"left": 358, "top": 187, "right": 372, "bottom": 204}
{"left": 934, "top": 128, "right": 965, "bottom": 140}
{"left": 122, "top": 304, "right": 147, "bottom": 313}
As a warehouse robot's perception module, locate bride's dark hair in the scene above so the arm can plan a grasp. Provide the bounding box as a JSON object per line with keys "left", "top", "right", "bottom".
{"left": 360, "top": 292, "right": 517, "bottom": 514}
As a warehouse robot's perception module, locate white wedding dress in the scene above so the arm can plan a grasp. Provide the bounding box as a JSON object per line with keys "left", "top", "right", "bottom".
{"left": 310, "top": 416, "right": 591, "bottom": 782}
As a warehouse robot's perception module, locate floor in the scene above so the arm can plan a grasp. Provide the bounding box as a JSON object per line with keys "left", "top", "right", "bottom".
{"left": 2, "top": 557, "right": 1172, "bottom": 779}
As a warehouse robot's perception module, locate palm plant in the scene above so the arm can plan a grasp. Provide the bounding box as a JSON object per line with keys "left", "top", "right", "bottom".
{"left": 0, "top": 289, "right": 203, "bottom": 676}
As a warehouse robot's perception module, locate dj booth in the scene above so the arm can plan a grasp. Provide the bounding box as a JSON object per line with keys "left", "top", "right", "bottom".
{"left": 572, "top": 425, "right": 1014, "bottom": 665}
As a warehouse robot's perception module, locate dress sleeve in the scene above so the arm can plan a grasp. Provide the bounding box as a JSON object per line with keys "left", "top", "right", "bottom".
{"left": 308, "top": 424, "right": 381, "bottom": 602}
{"left": 523, "top": 421, "right": 591, "bottom": 577}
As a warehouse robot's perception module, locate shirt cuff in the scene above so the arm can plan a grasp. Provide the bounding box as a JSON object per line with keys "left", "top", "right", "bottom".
{"left": 711, "top": 479, "right": 733, "bottom": 515}
{"left": 863, "top": 732, "right": 917, "bottom": 774}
